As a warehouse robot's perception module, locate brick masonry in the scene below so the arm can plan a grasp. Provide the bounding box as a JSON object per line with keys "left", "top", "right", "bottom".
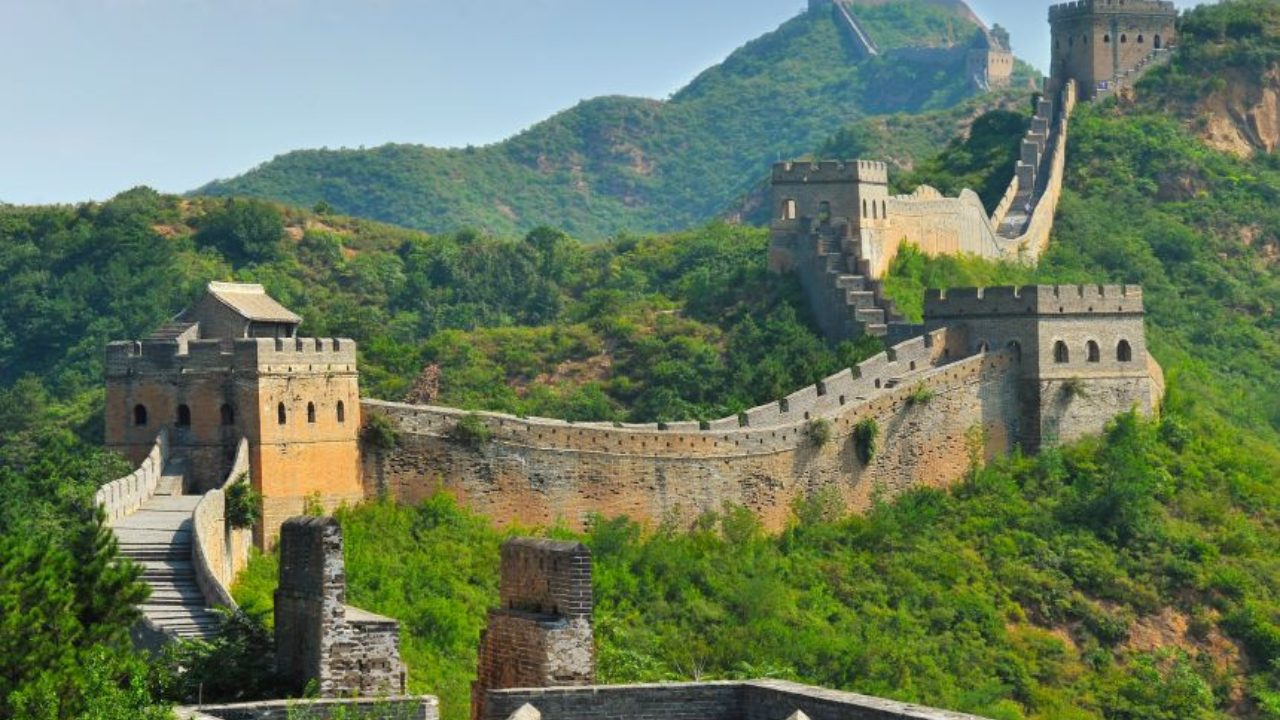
{"left": 483, "top": 680, "right": 991, "bottom": 720}
{"left": 275, "top": 517, "right": 407, "bottom": 698}
{"left": 473, "top": 539, "right": 595, "bottom": 720}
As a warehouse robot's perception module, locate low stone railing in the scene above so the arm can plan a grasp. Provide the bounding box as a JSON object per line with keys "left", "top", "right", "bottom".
{"left": 175, "top": 696, "right": 438, "bottom": 720}
{"left": 96, "top": 430, "right": 168, "bottom": 522}
{"left": 192, "top": 437, "right": 254, "bottom": 610}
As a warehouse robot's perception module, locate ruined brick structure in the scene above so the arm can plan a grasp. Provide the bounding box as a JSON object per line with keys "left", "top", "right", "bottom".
{"left": 472, "top": 539, "right": 595, "bottom": 720}
{"left": 106, "top": 282, "right": 363, "bottom": 546}
{"left": 275, "top": 516, "right": 407, "bottom": 698}
{"left": 1047, "top": 0, "right": 1177, "bottom": 100}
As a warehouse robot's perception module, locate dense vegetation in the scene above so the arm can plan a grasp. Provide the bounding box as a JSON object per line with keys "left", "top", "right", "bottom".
{"left": 1, "top": 1, "right": 1277, "bottom": 718}
{"left": 195, "top": 2, "right": 1036, "bottom": 240}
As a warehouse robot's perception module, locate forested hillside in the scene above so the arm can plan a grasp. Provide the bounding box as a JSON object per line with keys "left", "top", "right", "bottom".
{"left": 2, "top": 1, "right": 1278, "bottom": 719}
{"left": 194, "top": 1, "right": 1034, "bottom": 239}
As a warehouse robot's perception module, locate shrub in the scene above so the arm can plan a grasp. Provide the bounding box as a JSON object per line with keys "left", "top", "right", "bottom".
{"left": 853, "top": 419, "right": 879, "bottom": 465}
{"left": 1061, "top": 377, "right": 1088, "bottom": 400}
{"left": 361, "top": 413, "right": 401, "bottom": 450}
{"left": 224, "top": 475, "right": 260, "bottom": 530}
{"left": 805, "top": 418, "right": 832, "bottom": 447}
{"left": 906, "top": 383, "right": 936, "bottom": 405}
{"left": 450, "top": 413, "right": 493, "bottom": 448}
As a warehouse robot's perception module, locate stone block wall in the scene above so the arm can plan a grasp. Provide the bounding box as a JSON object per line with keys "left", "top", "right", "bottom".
{"left": 96, "top": 430, "right": 168, "bottom": 522}
{"left": 275, "top": 517, "right": 407, "bottom": 698}
{"left": 175, "top": 696, "right": 438, "bottom": 720}
{"left": 483, "top": 680, "right": 991, "bottom": 720}
{"left": 473, "top": 539, "right": 595, "bottom": 720}
{"left": 193, "top": 438, "right": 254, "bottom": 609}
{"left": 362, "top": 343, "right": 1023, "bottom": 533}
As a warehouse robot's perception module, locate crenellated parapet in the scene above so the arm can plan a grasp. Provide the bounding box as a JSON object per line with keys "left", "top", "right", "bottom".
{"left": 925, "top": 284, "right": 1144, "bottom": 317}
{"left": 772, "top": 160, "right": 888, "bottom": 186}
{"left": 106, "top": 336, "right": 357, "bottom": 377}
{"left": 1050, "top": 0, "right": 1176, "bottom": 20}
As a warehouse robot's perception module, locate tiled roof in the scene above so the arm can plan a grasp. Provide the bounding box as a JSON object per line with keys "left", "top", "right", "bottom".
{"left": 206, "top": 282, "right": 301, "bottom": 323}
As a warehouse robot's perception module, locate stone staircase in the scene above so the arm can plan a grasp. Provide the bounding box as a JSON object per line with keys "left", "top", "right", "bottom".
{"left": 799, "top": 229, "right": 914, "bottom": 341}
{"left": 111, "top": 458, "right": 222, "bottom": 641}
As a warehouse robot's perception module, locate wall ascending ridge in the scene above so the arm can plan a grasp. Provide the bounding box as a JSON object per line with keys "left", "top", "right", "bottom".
{"left": 361, "top": 329, "right": 1025, "bottom": 531}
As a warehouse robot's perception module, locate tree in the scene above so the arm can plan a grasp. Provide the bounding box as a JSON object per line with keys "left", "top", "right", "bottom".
{"left": 195, "top": 198, "right": 285, "bottom": 265}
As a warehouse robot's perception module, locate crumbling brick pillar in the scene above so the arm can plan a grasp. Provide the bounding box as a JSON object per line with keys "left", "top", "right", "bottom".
{"left": 275, "top": 516, "right": 407, "bottom": 698}
{"left": 472, "top": 538, "right": 594, "bottom": 720}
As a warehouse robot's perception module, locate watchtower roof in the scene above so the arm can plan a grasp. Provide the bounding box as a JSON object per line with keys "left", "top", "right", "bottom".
{"left": 205, "top": 282, "right": 302, "bottom": 324}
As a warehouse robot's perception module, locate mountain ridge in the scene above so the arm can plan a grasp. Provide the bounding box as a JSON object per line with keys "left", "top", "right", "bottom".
{"left": 194, "top": 1, "right": 1036, "bottom": 240}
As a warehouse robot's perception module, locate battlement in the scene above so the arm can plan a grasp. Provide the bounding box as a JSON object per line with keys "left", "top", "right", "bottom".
{"left": 772, "top": 160, "right": 888, "bottom": 186}
{"left": 925, "top": 285, "right": 1144, "bottom": 318}
{"left": 106, "top": 336, "right": 358, "bottom": 374}
{"left": 1049, "top": 0, "right": 1176, "bottom": 20}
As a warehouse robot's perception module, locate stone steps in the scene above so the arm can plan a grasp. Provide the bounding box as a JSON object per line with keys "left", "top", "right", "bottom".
{"left": 110, "top": 459, "right": 219, "bottom": 643}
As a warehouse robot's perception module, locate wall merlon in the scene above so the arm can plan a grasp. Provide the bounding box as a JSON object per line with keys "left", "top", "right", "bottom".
{"left": 772, "top": 160, "right": 888, "bottom": 185}
{"left": 926, "top": 285, "right": 1145, "bottom": 317}
{"left": 1049, "top": 0, "right": 1176, "bottom": 20}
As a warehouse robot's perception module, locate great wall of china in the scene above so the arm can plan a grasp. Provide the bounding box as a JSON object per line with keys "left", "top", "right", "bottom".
{"left": 98, "top": 1, "right": 1178, "bottom": 676}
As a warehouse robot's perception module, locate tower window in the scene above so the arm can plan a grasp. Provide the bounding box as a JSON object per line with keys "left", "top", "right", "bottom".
{"left": 1155, "top": 35, "right": 1162, "bottom": 49}
{"left": 176, "top": 404, "right": 191, "bottom": 427}
{"left": 818, "top": 201, "right": 831, "bottom": 223}
{"left": 882, "top": 200, "right": 887, "bottom": 218}
{"left": 278, "top": 402, "right": 287, "bottom": 425}
{"left": 337, "top": 401, "right": 346, "bottom": 423}
{"left": 781, "top": 199, "right": 797, "bottom": 220}
{"left": 1121, "top": 34, "right": 1128, "bottom": 43}
{"left": 1087, "top": 341, "right": 1100, "bottom": 363}
{"left": 1053, "top": 341, "right": 1070, "bottom": 364}
{"left": 862, "top": 199, "right": 869, "bottom": 218}
{"left": 1137, "top": 34, "right": 1145, "bottom": 44}
{"left": 1104, "top": 34, "right": 1111, "bottom": 43}
{"left": 220, "top": 404, "right": 235, "bottom": 426}
{"left": 1117, "top": 340, "right": 1133, "bottom": 362}
{"left": 307, "top": 402, "right": 317, "bottom": 424}
{"left": 133, "top": 404, "right": 148, "bottom": 427}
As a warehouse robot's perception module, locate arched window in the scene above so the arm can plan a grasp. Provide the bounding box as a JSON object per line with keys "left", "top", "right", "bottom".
{"left": 882, "top": 200, "right": 887, "bottom": 218}
{"left": 1082, "top": 35, "right": 1088, "bottom": 45}
{"left": 278, "top": 402, "right": 287, "bottom": 425}
{"left": 1087, "top": 340, "right": 1101, "bottom": 363}
{"left": 220, "top": 404, "right": 235, "bottom": 426}
{"left": 781, "top": 199, "right": 797, "bottom": 220}
{"left": 1137, "top": 34, "right": 1145, "bottom": 44}
{"left": 337, "top": 401, "right": 346, "bottom": 423}
{"left": 1053, "top": 341, "right": 1070, "bottom": 364}
{"left": 1104, "top": 34, "right": 1111, "bottom": 43}
{"left": 818, "top": 201, "right": 831, "bottom": 223}
{"left": 307, "top": 402, "right": 317, "bottom": 424}
{"left": 1120, "top": 34, "right": 1128, "bottom": 43}
{"left": 133, "top": 404, "right": 148, "bottom": 427}
{"left": 872, "top": 201, "right": 878, "bottom": 220}
{"left": 1117, "top": 340, "right": 1133, "bottom": 362}
{"left": 862, "top": 199, "right": 869, "bottom": 218}
{"left": 176, "top": 404, "right": 191, "bottom": 427}
{"left": 1154, "top": 35, "right": 1162, "bottom": 49}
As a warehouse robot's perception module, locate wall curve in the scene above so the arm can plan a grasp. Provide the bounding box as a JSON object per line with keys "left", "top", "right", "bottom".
{"left": 193, "top": 437, "right": 254, "bottom": 610}
{"left": 96, "top": 430, "right": 169, "bottom": 522}
{"left": 362, "top": 345, "right": 1023, "bottom": 532}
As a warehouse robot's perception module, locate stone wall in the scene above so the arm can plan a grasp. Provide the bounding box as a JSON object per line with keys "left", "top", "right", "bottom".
{"left": 362, "top": 338, "right": 1024, "bottom": 532}
{"left": 275, "top": 517, "right": 407, "bottom": 698}
{"left": 193, "top": 437, "right": 254, "bottom": 609}
{"left": 175, "top": 696, "right": 438, "bottom": 720}
{"left": 473, "top": 539, "right": 595, "bottom": 720}
{"left": 874, "top": 186, "right": 1002, "bottom": 277}
{"left": 483, "top": 680, "right": 991, "bottom": 720}
{"left": 96, "top": 430, "right": 168, "bottom": 523}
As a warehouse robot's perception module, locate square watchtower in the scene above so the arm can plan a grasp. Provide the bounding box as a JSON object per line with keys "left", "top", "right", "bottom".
{"left": 767, "top": 160, "right": 889, "bottom": 273}
{"left": 1048, "top": 0, "right": 1177, "bottom": 100}
{"left": 105, "top": 282, "right": 363, "bottom": 547}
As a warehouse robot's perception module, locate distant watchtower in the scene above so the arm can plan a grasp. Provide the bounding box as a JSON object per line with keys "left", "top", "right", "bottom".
{"left": 105, "top": 282, "right": 363, "bottom": 547}
{"left": 1048, "top": 0, "right": 1177, "bottom": 100}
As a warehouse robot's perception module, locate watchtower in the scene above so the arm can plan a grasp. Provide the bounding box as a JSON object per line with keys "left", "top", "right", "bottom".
{"left": 1047, "top": 0, "right": 1177, "bottom": 100}
{"left": 924, "top": 285, "right": 1158, "bottom": 449}
{"left": 105, "top": 282, "right": 363, "bottom": 547}
{"left": 767, "top": 160, "right": 889, "bottom": 273}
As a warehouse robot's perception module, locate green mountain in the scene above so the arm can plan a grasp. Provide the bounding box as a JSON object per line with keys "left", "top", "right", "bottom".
{"left": 194, "top": 1, "right": 1035, "bottom": 240}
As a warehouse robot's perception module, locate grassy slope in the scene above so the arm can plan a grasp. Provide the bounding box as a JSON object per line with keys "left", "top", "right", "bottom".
{"left": 194, "top": 3, "right": 1034, "bottom": 240}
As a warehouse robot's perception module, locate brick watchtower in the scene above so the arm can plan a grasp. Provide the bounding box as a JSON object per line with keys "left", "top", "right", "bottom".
{"left": 924, "top": 285, "right": 1160, "bottom": 450}
{"left": 105, "top": 282, "right": 363, "bottom": 547}
{"left": 1048, "top": 0, "right": 1177, "bottom": 100}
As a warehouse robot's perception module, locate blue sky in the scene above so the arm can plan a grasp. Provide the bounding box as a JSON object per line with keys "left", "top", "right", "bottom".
{"left": 0, "top": 0, "right": 1212, "bottom": 204}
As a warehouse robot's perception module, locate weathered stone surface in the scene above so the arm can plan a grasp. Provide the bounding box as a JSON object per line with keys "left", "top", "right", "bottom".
{"left": 275, "top": 516, "right": 407, "bottom": 698}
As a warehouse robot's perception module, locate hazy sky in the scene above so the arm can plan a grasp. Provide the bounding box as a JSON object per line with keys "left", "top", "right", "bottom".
{"left": 0, "top": 0, "right": 1213, "bottom": 205}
